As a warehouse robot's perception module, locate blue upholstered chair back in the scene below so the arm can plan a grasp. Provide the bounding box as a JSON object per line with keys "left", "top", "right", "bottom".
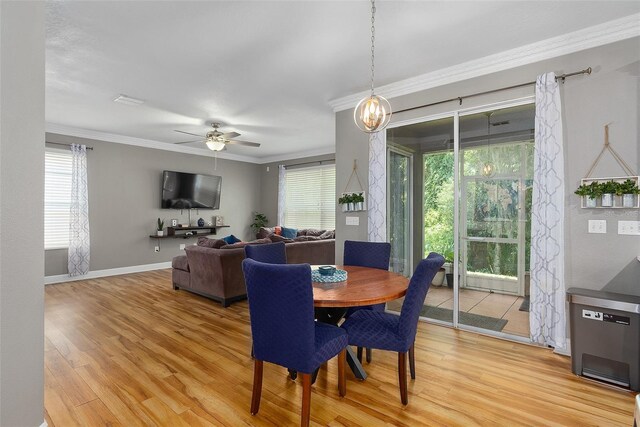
{"left": 244, "top": 242, "right": 287, "bottom": 264}
{"left": 343, "top": 240, "right": 391, "bottom": 270}
{"left": 242, "top": 258, "right": 315, "bottom": 371}
{"left": 398, "top": 253, "right": 445, "bottom": 346}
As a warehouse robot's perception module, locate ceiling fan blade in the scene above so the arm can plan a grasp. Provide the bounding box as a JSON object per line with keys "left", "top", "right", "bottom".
{"left": 174, "top": 139, "right": 204, "bottom": 144}
{"left": 174, "top": 130, "right": 204, "bottom": 137}
{"left": 221, "top": 131, "right": 240, "bottom": 139}
{"left": 225, "top": 139, "right": 260, "bottom": 147}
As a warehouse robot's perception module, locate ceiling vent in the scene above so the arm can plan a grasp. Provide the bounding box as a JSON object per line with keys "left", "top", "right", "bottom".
{"left": 113, "top": 94, "right": 145, "bottom": 106}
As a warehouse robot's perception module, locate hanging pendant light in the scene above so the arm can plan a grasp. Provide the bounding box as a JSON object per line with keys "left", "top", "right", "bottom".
{"left": 481, "top": 112, "right": 496, "bottom": 178}
{"left": 354, "top": 0, "right": 391, "bottom": 133}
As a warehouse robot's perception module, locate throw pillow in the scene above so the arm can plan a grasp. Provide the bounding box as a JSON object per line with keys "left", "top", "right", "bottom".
{"left": 281, "top": 226, "right": 297, "bottom": 239}
{"left": 256, "top": 227, "right": 274, "bottom": 239}
{"left": 306, "top": 229, "right": 325, "bottom": 237}
{"left": 222, "top": 234, "right": 241, "bottom": 244}
{"left": 274, "top": 226, "right": 282, "bottom": 235}
{"left": 319, "top": 230, "right": 335, "bottom": 239}
{"left": 197, "top": 237, "right": 226, "bottom": 249}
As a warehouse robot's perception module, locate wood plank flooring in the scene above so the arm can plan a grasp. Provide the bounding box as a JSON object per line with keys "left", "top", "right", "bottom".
{"left": 45, "top": 269, "right": 636, "bottom": 426}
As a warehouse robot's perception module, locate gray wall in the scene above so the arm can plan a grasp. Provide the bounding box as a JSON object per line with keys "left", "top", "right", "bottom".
{"left": 0, "top": 2, "right": 45, "bottom": 425}
{"left": 45, "top": 134, "right": 262, "bottom": 276}
{"left": 336, "top": 37, "right": 640, "bottom": 290}
{"left": 259, "top": 153, "right": 335, "bottom": 230}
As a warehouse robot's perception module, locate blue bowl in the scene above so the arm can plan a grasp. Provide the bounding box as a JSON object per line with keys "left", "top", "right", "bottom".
{"left": 318, "top": 266, "right": 336, "bottom": 276}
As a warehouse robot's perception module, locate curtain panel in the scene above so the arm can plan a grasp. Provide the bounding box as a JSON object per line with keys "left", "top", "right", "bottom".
{"left": 529, "top": 72, "right": 567, "bottom": 351}
{"left": 368, "top": 132, "right": 386, "bottom": 242}
{"left": 68, "top": 144, "right": 90, "bottom": 276}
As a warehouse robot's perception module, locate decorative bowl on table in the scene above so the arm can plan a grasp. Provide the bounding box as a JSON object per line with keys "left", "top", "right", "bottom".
{"left": 318, "top": 266, "right": 336, "bottom": 276}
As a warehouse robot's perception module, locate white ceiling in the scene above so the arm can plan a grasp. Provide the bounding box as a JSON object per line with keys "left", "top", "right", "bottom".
{"left": 45, "top": 1, "right": 640, "bottom": 162}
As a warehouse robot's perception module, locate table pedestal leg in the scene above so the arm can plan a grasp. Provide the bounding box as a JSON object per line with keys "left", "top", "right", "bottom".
{"left": 346, "top": 346, "right": 367, "bottom": 380}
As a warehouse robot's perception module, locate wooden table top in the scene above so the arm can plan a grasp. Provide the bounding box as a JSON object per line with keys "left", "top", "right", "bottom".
{"left": 312, "top": 265, "right": 409, "bottom": 308}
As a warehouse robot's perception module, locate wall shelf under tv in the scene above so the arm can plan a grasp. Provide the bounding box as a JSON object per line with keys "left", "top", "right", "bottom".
{"left": 149, "top": 225, "right": 230, "bottom": 239}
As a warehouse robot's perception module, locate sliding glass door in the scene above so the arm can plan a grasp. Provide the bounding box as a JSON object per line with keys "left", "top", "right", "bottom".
{"left": 386, "top": 102, "right": 534, "bottom": 340}
{"left": 387, "top": 147, "right": 412, "bottom": 276}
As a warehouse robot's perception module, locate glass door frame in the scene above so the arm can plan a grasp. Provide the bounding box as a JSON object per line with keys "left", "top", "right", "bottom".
{"left": 383, "top": 96, "right": 534, "bottom": 343}
{"left": 386, "top": 145, "right": 414, "bottom": 277}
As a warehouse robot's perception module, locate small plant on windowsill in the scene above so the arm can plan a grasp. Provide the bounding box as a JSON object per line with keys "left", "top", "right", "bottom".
{"left": 156, "top": 218, "right": 165, "bottom": 236}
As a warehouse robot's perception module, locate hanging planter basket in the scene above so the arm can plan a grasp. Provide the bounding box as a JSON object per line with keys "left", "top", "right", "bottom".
{"left": 339, "top": 160, "right": 367, "bottom": 212}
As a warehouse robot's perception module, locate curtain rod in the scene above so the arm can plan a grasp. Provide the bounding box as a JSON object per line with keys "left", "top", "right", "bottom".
{"left": 47, "top": 142, "right": 94, "bottom": 150}
{"left": 283, "top": 159, "right": 335, "bottom": 168}
{"left": 393, "top": 67, "right": 592, "bottom": 116}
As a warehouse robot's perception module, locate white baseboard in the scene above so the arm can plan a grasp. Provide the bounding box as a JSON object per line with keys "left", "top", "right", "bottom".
{"left": 44, "top": 261, "right": 172, "bottom": 285}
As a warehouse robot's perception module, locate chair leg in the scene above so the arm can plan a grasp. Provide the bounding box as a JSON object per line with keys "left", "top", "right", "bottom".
{"left": 366, "top": 347, "right": 372, "bottom": 363}
{"left": 251, "top": 360, "right": 263, "bottom": 415}
{"left": 398, "top": 352, "right": 408, "bottom": 405}
{"left": 300, "top": 373, "right": 312, "bottom": 427}
{"left": 409, "top": 342, "right": 416, "bottom": 380}
{"left": 357, "top": 346, "right": 363, "bottom": 363}
{"left": 338, "top": 349, "right": 346, "bottom": 397}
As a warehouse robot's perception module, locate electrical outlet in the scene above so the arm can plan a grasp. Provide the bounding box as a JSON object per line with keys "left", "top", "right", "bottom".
{"left": 588, "top": 220, "right": 606, "bottom": 234}
{"left": 154, "top": 246, "right": 160, "bottom": 252}
{"left": 618, "top": 220, "right": 640, "bottom": 235}
{"left": 179, "top": 243, "right": 186, "bottom": 250}
{"left": 346, "top": 216, "right": 359, "bottom": 226}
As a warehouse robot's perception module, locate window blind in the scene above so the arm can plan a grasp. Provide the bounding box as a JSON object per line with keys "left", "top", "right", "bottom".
{"left": 284, "top": 164, "right": 335, "bottom": 230}
{"left": 45, "top": 150, "right": 73, "bottom": 249}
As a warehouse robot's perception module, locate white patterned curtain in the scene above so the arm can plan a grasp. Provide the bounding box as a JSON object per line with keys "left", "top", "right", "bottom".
{"left": 368, "top": 132, "right": 386, "bottom": 242}
{"left": 530, "top": 72, "right": 566, "bottom": 351}
{"left": 68, "top": 144, "right": 90, "bottom": 276}
{"left": 277, "top": 164, "right": 286, "bottom": 226}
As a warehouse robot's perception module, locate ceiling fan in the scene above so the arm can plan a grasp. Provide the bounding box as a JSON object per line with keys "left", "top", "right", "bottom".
{"left": 174, "top": 123, "right": 261, "bottom": 151}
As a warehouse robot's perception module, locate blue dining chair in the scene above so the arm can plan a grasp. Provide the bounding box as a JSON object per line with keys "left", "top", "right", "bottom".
{"left": 242, "top": 258, "right": 347, "bottom": 426}
{"left": 244, "top": 241, "right": 287, "bottom": 264}
{"left": 343, "top": 240, "right": 391, "bottom": 363}
{"left": 341, "top": 252, "right": 444, "bottom": 405}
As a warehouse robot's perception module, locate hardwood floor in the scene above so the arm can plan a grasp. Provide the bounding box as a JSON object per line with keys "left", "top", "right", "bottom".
{"left": 45, "top": 269, "right": 636, "bottom": 426}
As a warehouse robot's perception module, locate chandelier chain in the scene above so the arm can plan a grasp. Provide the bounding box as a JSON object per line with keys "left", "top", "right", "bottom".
{"left": 370, "top": 0, "right": 376, "bottom": 95}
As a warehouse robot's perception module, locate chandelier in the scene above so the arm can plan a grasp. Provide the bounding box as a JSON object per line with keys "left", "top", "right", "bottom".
{"left": 353, "top": 0, "right": 391, "bottom": 133}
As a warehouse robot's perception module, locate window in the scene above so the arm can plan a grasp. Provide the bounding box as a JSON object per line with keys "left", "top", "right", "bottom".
{"left": 283, "top": 164, "right": 335, "bottom": 229}
{"left": 45, "top": 149, "right": 73, "bottom": 249}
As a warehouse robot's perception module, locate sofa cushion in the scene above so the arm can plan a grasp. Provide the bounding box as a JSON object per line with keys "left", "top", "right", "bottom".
{"left": 197, "top": 237, "right": 226, "bottom": 248}
{"left": 172, "top": 255, "right": 190, "bottom": 271}
{"left": 222, "top": 234, "right": 242, "bottom": 244}
{"left": 221, "top": 238, "right": 271, "bottom": 249}
{"left": 319, "top": 230, "right": 335, "bottom": 240}
{"left": 293, "top": 235, "right": 321, "bottom": 242}
{"left": 269, "top": 234, "right": 294, "bottom": 243}
{"left": 281, "top": 226, "right": 297, "bottom": 239}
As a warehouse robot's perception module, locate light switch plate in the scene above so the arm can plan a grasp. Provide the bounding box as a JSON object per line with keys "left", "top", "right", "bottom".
{"left": 618, "top": 220, "right": 640, "bottom": 235}
{"left": 346, "top": 216, "right": 359, "bottom": 226}
{"left": 588, "top": 220, "right": 606, "bottom": 234}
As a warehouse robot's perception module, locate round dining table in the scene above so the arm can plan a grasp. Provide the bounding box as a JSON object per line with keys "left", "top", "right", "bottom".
{"left": 311, "top": 265, "right": 409, "bottom": 380}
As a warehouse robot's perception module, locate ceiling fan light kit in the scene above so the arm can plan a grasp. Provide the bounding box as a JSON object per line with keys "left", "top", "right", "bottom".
{"left": 354, "top": 0, "right": 392, "bottom": 133}
{"left": 174, "top": 122, "right": 260, "bottom": 151}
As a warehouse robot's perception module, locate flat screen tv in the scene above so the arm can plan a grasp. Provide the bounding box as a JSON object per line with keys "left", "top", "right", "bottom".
{"left": 161, "top": 170, "right": 221, "bottom": 209}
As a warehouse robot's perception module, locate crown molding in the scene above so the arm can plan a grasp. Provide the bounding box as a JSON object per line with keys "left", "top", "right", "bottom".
{"left": 45, "top": 123, "right": 262, "bottom": 164}
{"left": 257, "top": 146, "right": 336, "bottom": 165}
{"left": 329, "top": 13, "right": 640, "bottom": 112}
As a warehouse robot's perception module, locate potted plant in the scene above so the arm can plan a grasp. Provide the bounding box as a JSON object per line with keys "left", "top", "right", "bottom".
{"left": 619, "top": 179, "right": 639, "bottom": 207}
{"left": 352, "top": 192, "right": 365, "bottom": 211}
{"left": 156, "top": 218, "right": 165, "bottom": 236}
{"left": 338, "top": 194, "right": 350, "bottom": 212}
{"left": 600, "top": 180, "right": 618, "bottom": 207}
{"left": 250, "top": 212, "right": 269, "bottom": 234}
{"left": 575, "top": 182, "right": 600, "bottom": 208}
